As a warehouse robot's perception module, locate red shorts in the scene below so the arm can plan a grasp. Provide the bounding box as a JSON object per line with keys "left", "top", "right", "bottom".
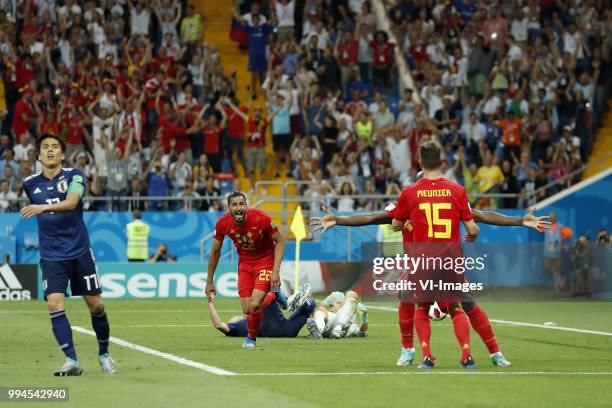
{"left": 237, "top": 259, "right": 274, "bottom": 298}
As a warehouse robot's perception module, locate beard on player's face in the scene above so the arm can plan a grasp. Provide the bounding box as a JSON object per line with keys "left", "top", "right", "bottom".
{"left": 229, "top": 199, "right": 247, "bottom": 223}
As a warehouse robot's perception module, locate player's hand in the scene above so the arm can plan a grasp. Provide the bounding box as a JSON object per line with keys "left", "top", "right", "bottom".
{"left": 309, "top": 214, "right": 336, "bottom": 233}
{"left": 20, "top": 204, "right": 46, "bottom": 219}
{"left": 463, "top": 233, "right": 478, "bottom": 242}
{"left": 205, "top": 283, "right": 216, "bottom": 300}
{"left": 523, "top": 207, "right": 551, "bottom": 232}
{"left": 391, "top": 218, "right": 406, "bottom": 232}
{"left": 270, "top": 270, "right": 280, "bottom": 290}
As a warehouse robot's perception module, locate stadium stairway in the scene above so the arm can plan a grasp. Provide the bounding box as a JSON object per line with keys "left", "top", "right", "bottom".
{"left": 584, "top": 111, "right": 612, "bottom": 179}
{"left": 191, "top": 1, "right": 297, "bottom": 234}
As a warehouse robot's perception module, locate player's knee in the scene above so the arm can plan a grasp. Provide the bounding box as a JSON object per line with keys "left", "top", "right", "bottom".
{"left": 85, "top": 296, "right": 104, "bottom": 313}
{"left": 345, "top": 291, "right": 359, "bottom": 301}
{"left": 461, "top": 301, "right": 476, "bottom": 314}
{"left": 47, "top": 295, "right": 64, "bottom": 312}
{"left": 448, "top": 303, "right": 463, "bottom": 315}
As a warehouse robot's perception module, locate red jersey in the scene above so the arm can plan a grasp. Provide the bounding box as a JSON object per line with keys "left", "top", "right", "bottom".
{"left": 371, "top": 41, "right": 395, "bottom": 69}
{"left": 339, "top": 41, "right": 359, "bottom": 66}
{"left": 203, "top": 124, "right": 223, "bottom": 154}
{"left": 66, "top": 117, "right": 84, "bottom": 145}
{"left": 384, "top": 202, "right": 414, "bottom": 244}
{"left": 246, "top": 118, "right": 267, "bottom": 148}
{"left": 213, "top": 208, "right": 279, "bottom": 265}
{"left": 393, "top": 178, "right": 473, "bottom": 243}
{"left": 224, "top": 107, "right": 247, "bottom": 138}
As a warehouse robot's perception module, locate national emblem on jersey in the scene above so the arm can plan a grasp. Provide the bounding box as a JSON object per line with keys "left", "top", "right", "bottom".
{"left": 57, "top": 179, "right": 68, "bottom": 193}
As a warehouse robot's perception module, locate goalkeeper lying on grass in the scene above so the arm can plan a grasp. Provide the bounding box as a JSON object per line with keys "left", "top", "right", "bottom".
{"left": 306, "top": 291, "right": 368, "bottom": 339}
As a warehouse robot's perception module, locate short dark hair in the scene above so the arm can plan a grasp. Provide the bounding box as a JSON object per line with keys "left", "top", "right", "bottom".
{"left": 227, "top": 191, "right": 247, "bottom": 206}
{"left": 36, "top": 134, "right": 66, "bottom": 153}
{"left": 419, "top": 141, "right": 443, "bottom": 170}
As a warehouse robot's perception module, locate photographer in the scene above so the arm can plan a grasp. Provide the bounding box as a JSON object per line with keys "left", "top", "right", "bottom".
{"left": 571, "top": 236, "right": 592, "bottom": 298}
{"left": 149, "top": 243, "right": 177, "bottom": 263}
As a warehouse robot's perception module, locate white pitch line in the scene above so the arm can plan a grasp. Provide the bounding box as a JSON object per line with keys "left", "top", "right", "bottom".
{"left": 72, "top": 326, "right": 236, "bottom": 376}
{"left": 0, "top": 309, "right": 242, "bottom": 314}
{"left": 367, "top": 305, "right": 612, "bottom": 337}
{"left": 235, "top": 371, "right": 612, "bottom": 377}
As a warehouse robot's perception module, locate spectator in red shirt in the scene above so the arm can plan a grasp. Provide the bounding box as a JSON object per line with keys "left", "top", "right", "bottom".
{"left": 335, "top": 30, "right": 359, "bottom": 91}
{"left": 61, "top": 105, "right": 91, "bottom": 158}
{"left": 202, "top": 103, "right": 228, "bottom": 173}
{"left": 223, "top": 97, "right": 248, "bottom": 174}
{"left": 370, "top": 31, "right": 395, "bottom": 94}
{"left": 12, "top": 86, "right": 35, "bottom": 140}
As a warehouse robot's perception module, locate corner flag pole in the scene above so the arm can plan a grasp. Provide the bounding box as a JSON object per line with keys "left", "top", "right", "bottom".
{"left": 289, "top": 206, "right": 306, "bottom": 295}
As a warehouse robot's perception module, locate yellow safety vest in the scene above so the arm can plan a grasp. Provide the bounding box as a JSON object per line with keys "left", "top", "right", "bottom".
{"left": 126, "top": 220, "right": 150, "bottom": 260}
{"left": 380, "top": 225, "right": 403, "bottom": 257}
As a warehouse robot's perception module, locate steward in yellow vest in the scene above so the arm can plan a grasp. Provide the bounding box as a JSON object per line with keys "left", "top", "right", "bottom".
{"left": 126, "top": 210, "right": 150, "bottom": 261}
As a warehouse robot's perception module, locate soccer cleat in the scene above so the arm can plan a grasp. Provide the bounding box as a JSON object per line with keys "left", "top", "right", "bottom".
{"left": 306, "top": 318, "right": 322, "bottom": 339}
{"left": 242, "top": 337, "right": 256, "bottom": 348}
{"left": 346, "top": 323, "right": 361, "bottom": 337}
{"left": 491, "top": 352, "right": 512, "bottom": 367}
{"left": 461, "top": 356, "right": 478, "bottom": 369}
{"left": 99, "top": 353, "right": 117, "bottom": 374}
{"left": 329, "top": 325, "right": 343, "bottom": 339}
{"left": 418, "top": 356, "right": 435, "bottom": 369}
{"left": 288, "top": 284, "right": 311, "bottom": 312}
{"left": 54, "top": 358, "right": 83, "bottom": 376}
{"left": 274, "top": 289, "right": 289, "bottom": 310}
{"left": 396, "top": 348, "right": 416, "bottom": 366}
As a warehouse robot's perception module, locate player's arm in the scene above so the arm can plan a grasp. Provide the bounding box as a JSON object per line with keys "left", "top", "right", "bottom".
{"left": 207, "top": 295, "right": 230, "bottom": 334}
{"left": 20, "top": 176, "right": 85, "bottom": 218}
{"left": 473, "top": 208, "right": 550, "bottom": 232}
{"left": 463, "top": 219, "right": 480, "bottom": 241}
{"left": 270, "top": 230, "right": 285, "bottom": 289}
{"left": 310, "top": 211, "right": 392, "bottom": 233}
{"left": 205, "top": 236, "right": 223, "bottom": 298}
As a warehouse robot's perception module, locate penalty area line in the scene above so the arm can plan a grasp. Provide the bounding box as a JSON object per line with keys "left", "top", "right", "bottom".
{"left": 235, "top": 371, "right": 612, "bottom": 377}
{"left": 367, "top": 306, "right": 612, "bottom": 337}
{"left": 72, "top": 326, "right": 236, "bottom": 376}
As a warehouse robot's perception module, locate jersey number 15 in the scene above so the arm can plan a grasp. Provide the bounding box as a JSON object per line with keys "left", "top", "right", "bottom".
{"left": 418, "top": 203, "right": 451, "bottom": 239}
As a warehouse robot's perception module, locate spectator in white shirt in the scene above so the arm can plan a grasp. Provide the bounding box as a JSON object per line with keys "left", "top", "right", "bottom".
{"left": 0, "top": 179, "right": 17, "bottom": 212}
{"left": 274, "top": 0, "right": 295, "bottom": 42}
{"left": 129, "top": 0, "right": 151, "bottom": 36}
{"left": 460, "top": 112, "right": 487, "bottom": 147}
{"left": 13, "top": 132, "right": 35, "bottom": 162}
{"left": 169, "top": 152, "right": 193, "bottom": 193}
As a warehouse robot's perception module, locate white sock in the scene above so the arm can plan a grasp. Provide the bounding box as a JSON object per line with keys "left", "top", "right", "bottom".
{"left": 314, "top": 310, "right": 326, "bottom": 332}
{"left": 334, "top": 299, "right": 357, "bottom": 329}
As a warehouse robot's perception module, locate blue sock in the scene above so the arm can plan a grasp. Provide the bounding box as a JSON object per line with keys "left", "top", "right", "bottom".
{"left": 274, "top": 289, "right": 288, "bottom": 309}
{"left": 50, "top": 310, "right": 77, "bottom": 361}
{"left": 91, "top": 306, "right": 110, "bottom": 356}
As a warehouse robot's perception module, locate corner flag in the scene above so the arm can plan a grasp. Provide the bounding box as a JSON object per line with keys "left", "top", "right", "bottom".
{"left": 290, "top": 206, "right": 306, "bottom": 293}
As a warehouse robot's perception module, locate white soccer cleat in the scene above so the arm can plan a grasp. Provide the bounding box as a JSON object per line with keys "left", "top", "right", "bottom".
{"left": 396, "top": 348, "right": 416, "bottom": 366}
{"left": 288, "top": 284, "right": 311, "bottom": 312}
{"left": 99, "top": 354, "right": 117, "bottom": 374}
{"left": 54, "top": 358, "right": 83, "bottom": 376}
{"left": 329, "top": 325, "right": 343, "bottom": 339}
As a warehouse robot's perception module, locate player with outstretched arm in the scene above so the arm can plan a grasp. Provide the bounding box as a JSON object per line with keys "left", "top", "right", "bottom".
{"left": 206, "top": 191, "right": 286, "bottom": 348}
{"left": 21, "top": 134, "right": 115, "bottom": 376}
{"left": 311, "top": 145, "right": 550, "bottom": 369}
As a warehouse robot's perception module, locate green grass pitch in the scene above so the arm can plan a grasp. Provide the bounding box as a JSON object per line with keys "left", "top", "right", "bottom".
{"left": 1, "top": 299, "right": 611, "bottom": 407}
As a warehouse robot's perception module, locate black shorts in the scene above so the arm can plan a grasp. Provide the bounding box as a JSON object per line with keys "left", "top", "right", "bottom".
{"left": 272, "top": 133, "right": 292, "bottom": 152}
{"left": 41, "top": 250, "right": 101, "bottom": 300}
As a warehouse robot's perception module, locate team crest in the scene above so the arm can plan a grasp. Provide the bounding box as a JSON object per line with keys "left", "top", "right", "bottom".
{"left": 57, "top": 179, "right": 68, "bottom": 193}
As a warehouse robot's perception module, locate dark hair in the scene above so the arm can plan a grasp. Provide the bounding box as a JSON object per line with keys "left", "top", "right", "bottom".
{"left": 36, "top": 134, "right": 66, "bottom": 153}
{"left": 418, "top": 141, "right": 442, "bottom": 170}
{"left": 227, "top": 191, "right": 247, "bottom": 206}
{"left": 132, "top": 210, "right": 141, "bottom": 220}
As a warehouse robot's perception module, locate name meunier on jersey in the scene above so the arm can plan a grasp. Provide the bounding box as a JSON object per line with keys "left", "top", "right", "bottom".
{"left": 22, "top": 168, "right": 91, "bottom": 261}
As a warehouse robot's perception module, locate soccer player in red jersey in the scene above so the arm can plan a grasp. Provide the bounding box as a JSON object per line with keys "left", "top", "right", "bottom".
{"left": 205, "top": 192, "right": 286, "bottom": 348}
{"left": 391, "top": 140, "right": 480, "bottom": 368}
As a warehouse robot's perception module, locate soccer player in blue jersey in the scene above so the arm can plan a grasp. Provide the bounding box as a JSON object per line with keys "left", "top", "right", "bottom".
{"left": 207, "top": 286, "right": 315, "bottom": 338}
{"left": 20, "top": 134, "right": 116, "bottom": 376}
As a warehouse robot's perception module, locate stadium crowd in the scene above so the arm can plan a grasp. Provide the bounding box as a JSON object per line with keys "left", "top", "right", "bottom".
{"left": 0, "top": 0, "right": 609, "bottom": 212}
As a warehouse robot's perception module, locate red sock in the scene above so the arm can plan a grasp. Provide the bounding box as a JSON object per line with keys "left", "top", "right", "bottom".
{"left": 467, "top": 305, "right": 499, "bottom": 354}
{"left": 261, "top": 292, "right": 276, "bottom": 308}
{"left": 398, "top": 301, "right": 415, "bottom": 349}
{"left": 414, "top": 307, "right": 432, "bottom": 358}
{"left": 246, "top": 310, "right": 263, "bottom": 340}
{"left": 450, "top": 308, "right": 471, "bottom": 361}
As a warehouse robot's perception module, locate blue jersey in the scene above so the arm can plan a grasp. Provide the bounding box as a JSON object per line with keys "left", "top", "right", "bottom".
{"left": 225, "top": 300, "right": 314, "bottom": 338}
{"left": 23, "top": 168, "right": 91, "bottom": 261}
